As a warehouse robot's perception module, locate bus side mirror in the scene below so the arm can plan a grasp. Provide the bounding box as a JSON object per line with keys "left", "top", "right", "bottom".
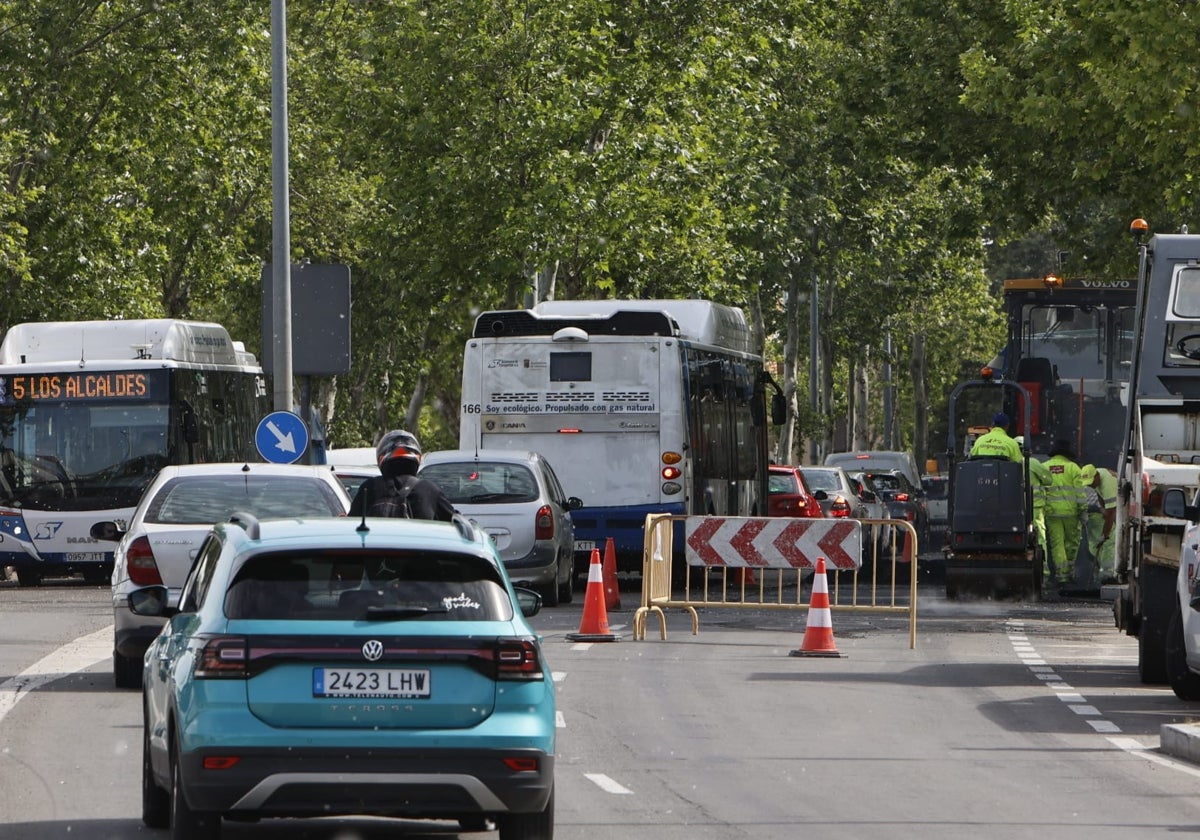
{"left": 770, "top": 393, "right": 786, "bottom": 426}
{"left": 181, "top": 406, "right": 200, "bottom": 444}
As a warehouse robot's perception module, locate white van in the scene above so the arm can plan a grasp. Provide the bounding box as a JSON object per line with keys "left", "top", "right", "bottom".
{"left": 823, "top": 451, "right": 922, "bottom": 489}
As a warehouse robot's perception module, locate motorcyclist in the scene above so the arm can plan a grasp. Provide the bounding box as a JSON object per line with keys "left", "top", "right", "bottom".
{"left": 349, "top": 430, "right": 457, "bottom": 522}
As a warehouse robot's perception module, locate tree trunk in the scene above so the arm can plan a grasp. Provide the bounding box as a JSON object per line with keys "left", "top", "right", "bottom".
{"left": 852, "top": 356, "right": 870, "bottom": 450}
{"left": 777, "top": 269, "right": 801, "bottom": 464}
{"left": 910, "top": 331, "right": 928, "bottom": 472}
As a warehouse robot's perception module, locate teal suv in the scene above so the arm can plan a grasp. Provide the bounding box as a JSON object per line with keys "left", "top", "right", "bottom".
{"left": 132, "top": 512, "right": 555, "bottom": 839}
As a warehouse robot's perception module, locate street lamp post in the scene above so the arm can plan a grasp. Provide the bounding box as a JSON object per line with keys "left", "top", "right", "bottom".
{"left": 270, "top": 0, "right": 293, "bottom": 412}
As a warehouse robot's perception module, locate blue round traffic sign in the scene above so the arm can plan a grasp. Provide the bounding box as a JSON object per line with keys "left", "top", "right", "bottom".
{"left": 255, "top": 411, "right": 309, "bottom": 464}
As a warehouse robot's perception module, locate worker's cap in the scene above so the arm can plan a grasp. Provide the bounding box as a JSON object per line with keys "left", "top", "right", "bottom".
{"left": 1080, "top": 464, "right": 1097, "bottom": 484}
{"left": 993, "top": 412, "right": 1010, "bottom": 427}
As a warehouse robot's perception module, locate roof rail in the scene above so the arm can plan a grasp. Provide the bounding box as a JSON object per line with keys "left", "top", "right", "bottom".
{"left": 227, "top": 511, "right": 261, "bottom": 540}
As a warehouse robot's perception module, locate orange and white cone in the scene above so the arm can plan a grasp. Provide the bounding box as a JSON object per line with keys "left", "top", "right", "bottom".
{"left": 602, "top": 536, "right": 621, "bottom": 610}
{"left": 790, "top": 558, "right": 842, "bottom": 658}
{"left": 566, "top": 548, "right": 620, "bottom": 642}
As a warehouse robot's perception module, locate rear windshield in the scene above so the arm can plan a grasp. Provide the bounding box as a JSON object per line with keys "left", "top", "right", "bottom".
{"left": 922, "top": 478, "right": 947, "bottom": 499}
{"left": 145, "top": 476, "right": 345, "bottom": 524}
{"left": 800, "top": 469, "right": 842, "bottom": 492}
{"left": 769, "top": 472, "right": 800, "bottom": 495}
{"left": 224, "top": 549, "right": 513, "bottom": 622}
{"left": 420, "top": 462, "right": 538, "bottom": 505}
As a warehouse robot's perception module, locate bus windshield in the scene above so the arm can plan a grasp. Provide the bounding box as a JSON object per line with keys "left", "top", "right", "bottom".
{"left": 0, "top": 399, "right": 171, "bottom": 511}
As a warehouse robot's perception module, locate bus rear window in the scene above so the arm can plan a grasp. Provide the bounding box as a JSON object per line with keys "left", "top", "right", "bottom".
{"left": 550, "top": 351, "right": 591, "bottom": 382}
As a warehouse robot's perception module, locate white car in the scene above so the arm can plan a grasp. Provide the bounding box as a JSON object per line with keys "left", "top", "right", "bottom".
{"left": 419, "top": 449, "right": 582, "bottom": 607}
{"left": 91, "top": 462, "right": 351, "bottom": 688}
{"left": 1166, "top": 487, "right": 1200, "bottom": 700}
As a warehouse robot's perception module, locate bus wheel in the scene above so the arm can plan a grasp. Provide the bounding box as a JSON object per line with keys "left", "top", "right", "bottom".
{"left": 16, "top": 568, "right": 41, "bottom": 587}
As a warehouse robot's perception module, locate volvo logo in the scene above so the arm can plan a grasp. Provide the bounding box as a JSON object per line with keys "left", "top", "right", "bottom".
{"left": 361, "top": 640, "right": 384, "bottom": 662}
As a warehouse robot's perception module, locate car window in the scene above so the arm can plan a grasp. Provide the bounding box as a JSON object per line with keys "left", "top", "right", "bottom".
{"left": 179, "top": 536, "right": 223, "bottom": 613}
{"left": 923, "top": 478, "right": 948, "bottom": 499}
{"left": 420, "top": 462, "right": 539, "bottom": 505}
{"left": 542, "top": 462, "right": 567, "bottom": 503}
{"left": 224, "top": 549, "right": 514, "bottom": 621}
{"left": 145, "top": 476, "right": 345, "bottom": 524}
{"left": 769, "top": 471, "right": 799, "bottom": 495}
{"left": 800, "top": 469, "right": 841, "bottom": 492}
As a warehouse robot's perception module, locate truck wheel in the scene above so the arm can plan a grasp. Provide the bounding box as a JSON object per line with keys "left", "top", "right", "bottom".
{"left": 16, "top": 568, "right": 41, "bottom": 587}
{"left": 1138, "top": 563, "right": 1174, "bottom": 684}
{"left": 1166, "top": 607, "right": 1200, "bottom": 701}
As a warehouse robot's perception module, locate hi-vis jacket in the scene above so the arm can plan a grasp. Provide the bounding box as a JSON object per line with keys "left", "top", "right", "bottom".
{"left": 1044, "top": 455, "right": 1087, "bottom": 518}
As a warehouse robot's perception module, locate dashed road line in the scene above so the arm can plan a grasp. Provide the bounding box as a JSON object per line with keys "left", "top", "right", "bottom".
{"left": 0, "top": 625, "right": 111, "bottom": 726}
{"left": 584, "top": 773, "right": 633, "bottom": 794}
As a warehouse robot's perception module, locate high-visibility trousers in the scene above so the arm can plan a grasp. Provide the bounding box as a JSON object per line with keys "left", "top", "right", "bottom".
{"left": 1045, "top": 514, "right": 1081, "bottom": 583}
{"left": 1086, "top": 514, "right": 1116, "bottom": 579}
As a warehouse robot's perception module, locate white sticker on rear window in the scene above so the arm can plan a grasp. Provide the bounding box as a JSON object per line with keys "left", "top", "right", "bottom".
{"left": 442, "top": 593, "right": 482, "bottom": 611}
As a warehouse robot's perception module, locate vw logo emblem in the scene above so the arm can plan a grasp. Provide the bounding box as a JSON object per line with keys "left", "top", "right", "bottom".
{"left": 361, "top": 640, "right": 384, "bottom": 662}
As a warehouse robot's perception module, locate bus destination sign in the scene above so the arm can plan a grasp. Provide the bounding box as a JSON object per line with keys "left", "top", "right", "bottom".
{"left": 0, "top": 372, "right": 165, "bottom": 404}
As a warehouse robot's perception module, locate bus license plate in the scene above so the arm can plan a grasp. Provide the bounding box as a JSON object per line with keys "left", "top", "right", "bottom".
{"left": 66, "top": 552, "right": 106, "bottom": 563}
{"left": 313, "top": 668, "right": 431, "bottom": 699}
{"left": 575, "top": 541, "right": 595, "bottom": 553}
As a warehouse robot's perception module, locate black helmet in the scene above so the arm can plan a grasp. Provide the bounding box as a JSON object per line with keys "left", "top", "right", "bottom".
{"left": 375, "top": 429, "right": 421, "bottom": 467}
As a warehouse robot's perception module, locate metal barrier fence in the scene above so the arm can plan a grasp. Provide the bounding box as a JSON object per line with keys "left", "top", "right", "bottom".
{"left": 632, "top": 513, "right": 918, "bottom": 648}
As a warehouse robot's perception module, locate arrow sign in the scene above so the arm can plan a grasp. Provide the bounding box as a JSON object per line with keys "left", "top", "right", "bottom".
{"left": 255, "top": 411, "right": 309, "bottom": 464}
{"left": 684, "top": 516, "right": 862, "bottom": 571}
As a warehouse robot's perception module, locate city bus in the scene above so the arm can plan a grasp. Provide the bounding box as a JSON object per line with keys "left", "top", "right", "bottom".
{"left": 459, "top": 299, "right": 783, "bottom": 576}
{"left": 0, "top": 319, "right": 270, "bottom": 585}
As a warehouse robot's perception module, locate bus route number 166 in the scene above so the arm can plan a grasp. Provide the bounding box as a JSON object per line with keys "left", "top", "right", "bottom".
{"left": 463, "top": 404, "right": 482, "bottom": 415}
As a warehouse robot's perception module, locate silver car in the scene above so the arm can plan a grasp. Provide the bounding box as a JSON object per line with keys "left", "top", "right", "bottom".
{"left": 419, "top": 449, "right": 582, "bottom": 607}
{"left": 91, "top": 462, "right": 351, "bottom": 688}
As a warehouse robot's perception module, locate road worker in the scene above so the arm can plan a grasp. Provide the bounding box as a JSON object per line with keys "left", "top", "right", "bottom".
{"left": 1043, "top": 440, "right": 1087, "bottom": 587}
{"left": 970, "top": 412, "right": 1022, "bottom": 462}
{"left": 1015, "top": 436, "right": 1052, "bottom": 568}
{"left": 1080, "top": 463, "right": 1118, "bottom": 584}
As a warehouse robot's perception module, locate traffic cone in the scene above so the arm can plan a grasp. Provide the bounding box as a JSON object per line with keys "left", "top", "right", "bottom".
{"left": 789, "top": 558, "right": 842, "bottom": 658}
{"left": 902, "top": 528, "right": 915, "bottom": 565}
{"left": 566, "top": 548, "right": 620, "bottom": 642}
{"left": 735, "top": 566, "right": 757, "bottom": 586}
{"left": 602, "top": 536, "right": 621, "bottom": 610}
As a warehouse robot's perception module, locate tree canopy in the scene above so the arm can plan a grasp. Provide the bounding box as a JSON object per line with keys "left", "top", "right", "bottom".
{"left": 1, "top": 0, "right": 1192, "bottom": 455}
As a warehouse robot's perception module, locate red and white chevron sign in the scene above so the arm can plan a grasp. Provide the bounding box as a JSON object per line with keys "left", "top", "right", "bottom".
{"left": 684, "top": 517, "right": 861, "bottom": 571}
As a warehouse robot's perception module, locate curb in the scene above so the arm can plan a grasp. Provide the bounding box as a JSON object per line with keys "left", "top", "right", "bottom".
{"left": 1160, "top": 723, "right": 1200, "bottom": 765}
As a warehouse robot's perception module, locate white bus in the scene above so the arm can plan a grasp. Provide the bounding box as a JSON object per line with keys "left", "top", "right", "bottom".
{"left": 460, "top": 300, "right": 782, "bottom": 576}
{"left": 0, "top": 319, "right": 270, "bottom": 585}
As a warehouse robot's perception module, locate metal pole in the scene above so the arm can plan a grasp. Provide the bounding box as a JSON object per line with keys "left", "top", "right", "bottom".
{"left": 270, "top": 0, "right": 294, "bottom": 412}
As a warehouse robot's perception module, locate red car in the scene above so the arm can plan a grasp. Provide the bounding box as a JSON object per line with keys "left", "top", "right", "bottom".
{"left": 767, "top": 464, "right": 825, "bottom": 518}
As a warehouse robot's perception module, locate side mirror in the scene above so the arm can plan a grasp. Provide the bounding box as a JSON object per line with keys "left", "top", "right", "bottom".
{"left": 90, "top": 521, "right": 124, "bottom": 542}
{"left": 181, "top": 404, "right": 200, "bottom": 445}
{"left": 128, "top": 585, "right": 176, "bottom": 618}
{"left": 1163, "top": 487, "right": 1199, "bottom": 522}
{"left": 567, "top": 496, "right": 584, "bottom": 511}
{"left": 813, "top": 490, "right": 828, "bottom": 501}
{"left": 513, "top": 586, "right": 543, "bottom": 618}
{"left": 770, "top": 393, "right": 786, "bottom": 426}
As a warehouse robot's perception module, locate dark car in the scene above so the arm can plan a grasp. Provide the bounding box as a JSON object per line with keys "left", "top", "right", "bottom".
{"left": 768, "top": 464, "right": 824, "bottom": 518}
{"left": 859, "top": 469, "right": 929, "bottom": 549}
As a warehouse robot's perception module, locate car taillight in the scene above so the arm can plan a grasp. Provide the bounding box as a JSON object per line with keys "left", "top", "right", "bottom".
{"left": 895, "top": 492, "right": 910, "bottom": 502}
{"left": 806, "top": 498, "right": 824, "bottom": 518}
{"left": 495, "top": 638, "right": 544, "bottom": 681}
{"left": 126, "top": 536, "right": 163, "bottom": 586}
{"left": 535, "top": 504, "right": 554, "bottom": 540}
{"left": 194, "top": 636, "right": 248, "bottom": 679}
{"left": 830, "top": 495, "right": 851, "bottom": 517}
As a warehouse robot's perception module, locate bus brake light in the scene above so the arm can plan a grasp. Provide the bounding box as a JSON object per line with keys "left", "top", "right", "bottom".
{"left": 662, "top": 466, "right": 682, "bottom": 480}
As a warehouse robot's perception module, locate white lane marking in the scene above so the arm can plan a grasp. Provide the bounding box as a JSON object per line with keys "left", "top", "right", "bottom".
{"left": 1088, "top": 720, "right": 1122, "bottom": 733}
{"left": 0, "top": 626, "right": 111, "bottom": 725}
{"left": 585, "top": 773, "right": 633, "bottom": 794}
{"left": 555, "top": 711, "right": 566, "bottom": 729}
{"left": 571, "top": 643, "right": 593, "bottom": 651}
{"left": 552, "top": 671, "right": 566, "bottom": 682}
{"left": 1069, "top": 705, "right": 1101, "bottom": 716}
{"left": 1108, "top": 736, "right": 1200, "bottom": 778}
